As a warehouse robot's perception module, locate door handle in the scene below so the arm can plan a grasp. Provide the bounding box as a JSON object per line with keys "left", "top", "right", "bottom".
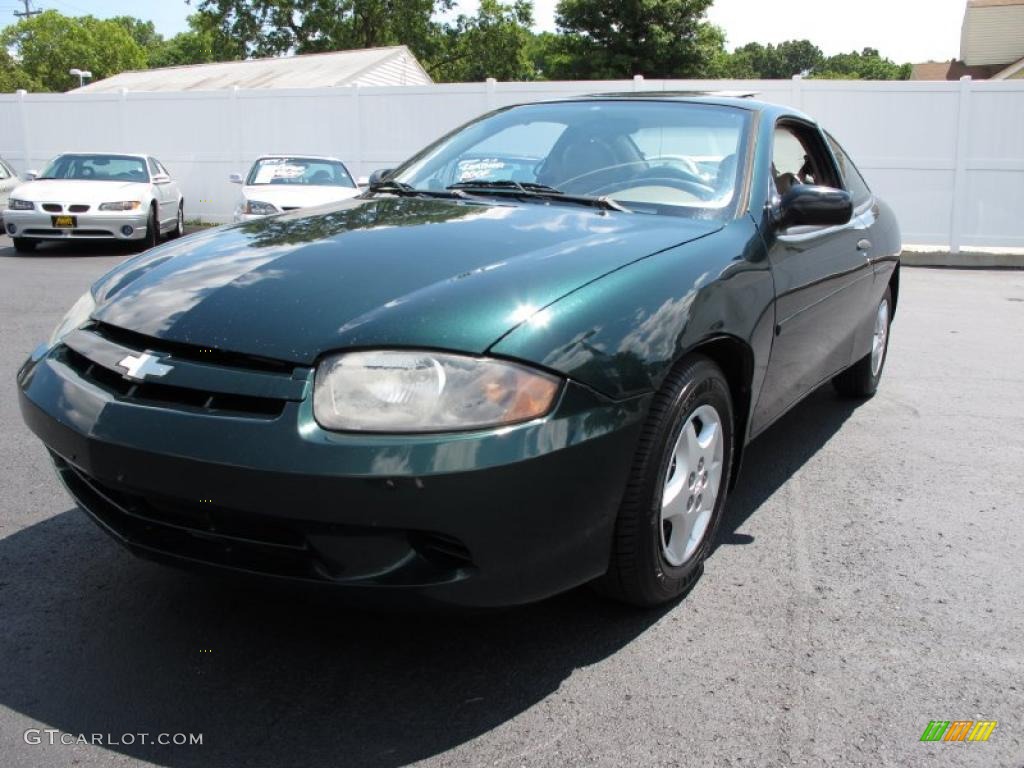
{"left": 857, "top": 239, "right": 872, "bottom": 251}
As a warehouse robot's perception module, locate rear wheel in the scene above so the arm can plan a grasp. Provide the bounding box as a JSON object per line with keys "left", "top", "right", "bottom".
{"left": 832, "top": 286, "right": 892, "bottom": 398}
{"left": 12, "top": 237, "right": 36, "bottom": 253}
{"left": 594, "top": 355, "right": 734, "bottom": 606}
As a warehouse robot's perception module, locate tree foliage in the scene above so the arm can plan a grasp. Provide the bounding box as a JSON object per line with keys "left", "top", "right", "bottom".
{"left": 1, "top": 11, "right": 147, "bottom": 92}
{"left": 0, "top": 2, "right": 913, "bottom": 90}
{"left": 552, "top": 0, "right": 722, "bottom": 78}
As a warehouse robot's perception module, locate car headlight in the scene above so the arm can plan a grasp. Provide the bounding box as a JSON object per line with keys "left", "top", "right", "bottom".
{"left": 245, "top": 200, "right": 278, "bottom": 216}
{"left": 48, "top": 291, "right": 96, "bottom": 348}
{"left": 8, "top": 198, "right": 34, "bottom": 211}
{"left": 313, "top": 350, "right": 561, "bottom": 432}
{"left": 98, "top": 201, "right": 142, "bottom": 211}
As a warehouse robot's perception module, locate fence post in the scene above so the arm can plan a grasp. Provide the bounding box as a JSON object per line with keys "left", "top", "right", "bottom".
{"left": 118, "top": 88, "right": 128, "bottom": 150}
{"left": 790, "top": 75, "right": 803, "bottom": 109}
{"left": 949, "top": 76, "right": 972, "bottom": 254}
{"left": 633, "top": 74, "right": 644, "bottom": 92}
{"left": 16, "top": 89, "right": 31, "bottom": 172}
{"left": 350, "top": 84, "right": 363, "bottom": 180}
{"left": 485, "top": 77, "right": 497, "bottom": 111}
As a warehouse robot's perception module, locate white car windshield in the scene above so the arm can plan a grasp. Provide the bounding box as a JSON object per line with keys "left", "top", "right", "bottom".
{"left": 393, "top": 100, "right": 751, "bottom": 218}
{"left": 246, "top": 158, "right": 355, "bottom": 188}
{"left": 39, "top": 154, "right": 149, "bottom": 182}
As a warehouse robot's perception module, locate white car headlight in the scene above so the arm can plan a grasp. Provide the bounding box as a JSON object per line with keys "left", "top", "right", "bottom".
{"left": 245, "top": 200, "right": 278, "bottom": 216}
{"left": 313, "top": 350, "right": 561, "bottom": 432}
{"left": 48, "top": 291, "right": 96, "bottom": 348}
{"left": 99, "top": 201, "right": 142, "bottom": 211}
{"left": 8, "top": 198, "right": 34, "bottom": 211}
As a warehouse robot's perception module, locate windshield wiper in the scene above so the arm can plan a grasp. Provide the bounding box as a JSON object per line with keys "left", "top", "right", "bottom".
{"left": 446, "top": 180, "right": 631, "bottom": 212}
{"left": 367, "top": 180, "right": 466, "bottom": 200}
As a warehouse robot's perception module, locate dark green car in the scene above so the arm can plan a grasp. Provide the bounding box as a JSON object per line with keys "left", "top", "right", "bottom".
{"left": 17, "top": 96, "right": 901, "bottom": 607}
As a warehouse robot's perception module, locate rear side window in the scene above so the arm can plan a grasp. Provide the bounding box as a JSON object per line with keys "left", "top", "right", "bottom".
{"left": 0, "top": 162, "right": 9, "bottom": 180}
{"left": 827, "top": 134, "right": 872, "bottom": 207}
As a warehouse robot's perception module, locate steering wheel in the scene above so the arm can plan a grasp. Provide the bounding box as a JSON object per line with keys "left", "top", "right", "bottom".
{"left": 591, "top": 174, "right": 716, "bottom": 201}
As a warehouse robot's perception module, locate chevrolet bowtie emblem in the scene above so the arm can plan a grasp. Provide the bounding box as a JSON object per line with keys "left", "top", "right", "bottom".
{"left": 117, "top": 352, "right": 173, "bottom": 381}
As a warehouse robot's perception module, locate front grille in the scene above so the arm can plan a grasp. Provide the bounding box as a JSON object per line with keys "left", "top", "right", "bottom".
{"left": 68, "top": 204, "right": 90, "bottom": 213}
{"left": 88, "top": 321, "right": 296, "bottom": 375}
{"left": 58, "top": 345, "right": 286, "bottom": 419}
{"left": 42, "top": 203, "right": 62, "bottom": 213}
{"left": 53, "top": 454, "right": 474, "bottom": 584}
{"left": 24, "top": 229, "right": 111, "bottom": 237}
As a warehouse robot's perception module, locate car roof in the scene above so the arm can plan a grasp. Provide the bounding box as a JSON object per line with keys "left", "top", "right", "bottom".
{"left": 520, "top": 93, "right": 813, "bottom": 123}
{"left": 255, "top": 155, "right": 345, "bottom": 163}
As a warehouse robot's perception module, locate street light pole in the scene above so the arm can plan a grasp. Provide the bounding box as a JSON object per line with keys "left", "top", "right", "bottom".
{"left": 14, "top": 0, "right": 41, "bottom": 19}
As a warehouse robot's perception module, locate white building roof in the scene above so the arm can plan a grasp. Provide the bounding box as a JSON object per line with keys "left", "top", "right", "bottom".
{"left": 72, "top": 46, "right": 432, "bottom": 93}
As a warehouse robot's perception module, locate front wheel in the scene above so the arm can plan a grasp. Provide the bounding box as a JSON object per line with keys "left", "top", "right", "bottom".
{"left": 12, "top": 237, "right": 36, "bottom": 253}
{"left": 169, "top": 201, "right": 184, "bottom": 239}
{"left": 137, "top": 205, "right": 159, "bottom": 252}
{"left": 594, "top": 355, "right": 734, "bottom": 606}
{"left": 832, "top": 286, "right": 892, "bottom": 398}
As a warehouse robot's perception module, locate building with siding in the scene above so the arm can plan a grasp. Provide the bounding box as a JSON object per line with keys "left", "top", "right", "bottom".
{"left": 911, "top": 0, "right": 1024, "bottom": 80}
{"left": 71, "top": 46, "right": 432, "bottom": 93}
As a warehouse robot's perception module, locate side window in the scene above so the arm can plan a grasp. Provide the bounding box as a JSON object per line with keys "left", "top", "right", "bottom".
{"left": 0, "top": 162, "right": 9, "bottom": 180}
{"left": 826, "top": 134, "right": 872, "bottom": 208}
{"left": 772, "top": 122, "right": 840, "bottom": 196}
{"left": 156, "top": 160, "right": 171, "bottom": 178}
{"left": 147, "top": 158, "right": 160, "bottom": 177}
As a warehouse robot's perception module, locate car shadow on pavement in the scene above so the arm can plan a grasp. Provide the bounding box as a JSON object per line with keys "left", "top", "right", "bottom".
{"left": 0, "top": 386, "right": 859, "bottom": 768}
{"left": 716, "top": 386, "right": 861, "bottom": 551}
{"left": 0, "top": 239, "right": 138, "bottom": 258}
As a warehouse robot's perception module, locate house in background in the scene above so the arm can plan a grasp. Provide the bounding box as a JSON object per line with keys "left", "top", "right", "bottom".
{"left": 911, "top": 0, "right": 1024, "bottom": 80}
{"left": 70, "top": 46, "right": 432, "bottom": 93}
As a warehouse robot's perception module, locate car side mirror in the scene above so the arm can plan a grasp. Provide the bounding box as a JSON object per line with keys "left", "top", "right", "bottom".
{"left": 25, "top": 170, "right": 38, "bottom": 180}
{"left": 776, "top": 184, "right": 853, "bottom": 229}
{"left": 368, "top": 169, "right": 395, "bottom": 187}
{"left": 229, "top": 173, "right": 244, "bottom": 185}
{"left": 152, "top": 173, "right": 171, "bottom": 185}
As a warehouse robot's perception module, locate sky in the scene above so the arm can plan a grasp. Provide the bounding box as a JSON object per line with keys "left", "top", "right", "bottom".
{"left": 2, "top": 0, "right": 969, "bottom": 64}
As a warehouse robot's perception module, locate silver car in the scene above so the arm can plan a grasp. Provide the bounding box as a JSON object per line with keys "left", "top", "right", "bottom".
{"left": 2, "top": 153, "right": 184, "bottom": 253}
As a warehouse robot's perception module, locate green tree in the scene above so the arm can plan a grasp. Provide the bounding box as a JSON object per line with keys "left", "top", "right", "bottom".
{"left": 725, "top": 40, "right": 824, "bottom": 79}
{"left": 190, "top": 0, "right": 453, "bottom": 61}
{"left": 111, "top": 16, "right": 166, "bottom": 62}
{"left": 431, "top": 0, "right": 536, "bottom": 82}
{"left": 148, "top": 14, "right": 246, "bottom": 67}
{"left": 553, "top": 0, "right": 723, "bottom": 78}
{"left": 811, "top": 47, "right": 911, "bottom": 80}
{"left": 1, "top": 11, "right": 147, "bottom": 92}
{"left": 0, "top": 48, "right": 43, "bottom": 92}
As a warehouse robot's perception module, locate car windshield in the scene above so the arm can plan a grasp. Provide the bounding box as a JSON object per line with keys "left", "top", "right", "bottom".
{"left": 39, "top": 154, "right": 149, "bottom": 182}
{"left": 246, "top": 158, "right": 355, "bottom": 188}
{"left": 393, "top": 100, "right": 750, "bottom": 217}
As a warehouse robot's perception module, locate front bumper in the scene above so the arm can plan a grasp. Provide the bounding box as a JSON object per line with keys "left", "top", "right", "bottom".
{"left": 3, "top": 209, "right": 150, "bottom": 241}
{"left": 17, "top": 342, "right": 647, "bottom": 607}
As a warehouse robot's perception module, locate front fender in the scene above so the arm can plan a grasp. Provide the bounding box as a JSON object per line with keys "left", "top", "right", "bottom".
{"left": 489, "top": 216, "right": 774, "bottom": 402}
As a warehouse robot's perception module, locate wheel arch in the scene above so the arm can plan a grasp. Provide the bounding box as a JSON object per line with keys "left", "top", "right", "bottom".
{"left": 676, "top": 334, "right": 755, "bottom": 489}
{"left": 888, "top": 262, "right": 900, "bottom": 318}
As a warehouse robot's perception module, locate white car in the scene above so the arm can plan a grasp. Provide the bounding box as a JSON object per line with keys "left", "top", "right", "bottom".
{"left": 0, "top": 157, "right": 19, "bottom": 215}
{"left": 231, "top": 155, "right": 361, "bottom": 222}
{"left": 2, "top": 152, "right": 184, "bottom": 253}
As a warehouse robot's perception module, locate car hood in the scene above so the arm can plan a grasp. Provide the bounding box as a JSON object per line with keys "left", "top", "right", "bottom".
{"left": 92, "top": 196, "right": 722, "bottom": 365}
{"left": 12, "top": 179, "right": 150, "bottom": 202}
{"left": 242, "top": 185, "right": 361, "bottom": 209}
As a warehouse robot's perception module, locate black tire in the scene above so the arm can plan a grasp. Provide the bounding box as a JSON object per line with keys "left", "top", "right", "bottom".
{"left": 138, "top": 205, "right": 159, "bottom": 251}
{"left": 169, "top": 201, "right": 184, "bottom": 239}
{"left": 832, "top": 285, "right": 892, "bottom": 398}
{"left": 594, "top": 354, "right": 734, "bottom": 607}
{"left": 12, "top": 237, "right": 36, "bottom": 253}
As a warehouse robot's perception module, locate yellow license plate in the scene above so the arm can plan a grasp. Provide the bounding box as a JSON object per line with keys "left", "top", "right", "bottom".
{"left": 52, "top": 215, "right": 76, "bottom": 228}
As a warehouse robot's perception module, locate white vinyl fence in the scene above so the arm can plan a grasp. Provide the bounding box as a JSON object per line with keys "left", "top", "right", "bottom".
{"left": 2, "top": 75, "right": 1022, "bottom": 250}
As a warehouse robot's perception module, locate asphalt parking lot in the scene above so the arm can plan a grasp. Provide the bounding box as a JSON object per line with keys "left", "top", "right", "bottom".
{"left": 1, "top": 234, "right": 1022, "bottom": 768}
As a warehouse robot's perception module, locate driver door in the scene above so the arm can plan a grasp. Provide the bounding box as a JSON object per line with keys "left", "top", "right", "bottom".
{"left": 752, "top": 120, "right": 874, "bottom": 431}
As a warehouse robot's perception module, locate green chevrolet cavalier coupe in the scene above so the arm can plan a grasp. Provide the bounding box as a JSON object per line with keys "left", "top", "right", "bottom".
{"left": 18, "top": 95, "right": 900, "bottom": 607}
